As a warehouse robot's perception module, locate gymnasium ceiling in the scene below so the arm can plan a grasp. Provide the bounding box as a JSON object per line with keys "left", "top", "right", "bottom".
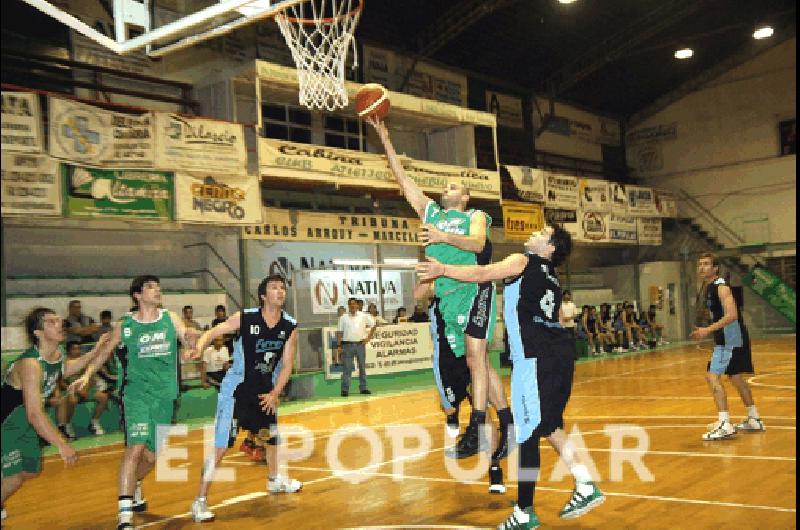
{"left": 355, "top": 0, "right": 797, "bottom": 120}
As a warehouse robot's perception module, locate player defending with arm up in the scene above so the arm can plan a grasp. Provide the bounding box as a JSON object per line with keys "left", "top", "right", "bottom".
{"left": 418, "top": 224, "right": 605, "bottom": 529}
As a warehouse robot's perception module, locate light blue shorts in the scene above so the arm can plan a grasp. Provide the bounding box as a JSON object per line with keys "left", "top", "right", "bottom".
{"left": 708, "top": 345, "right": 734, "bottom": 375}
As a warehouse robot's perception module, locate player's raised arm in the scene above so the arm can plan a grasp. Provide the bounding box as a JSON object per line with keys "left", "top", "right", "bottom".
{"left": 66, "top": 324, "right": 121, "bottom": 392}
{"left": 190, "top": 312, "right": 243, "bottom": 360}
{"left": 365, "top": 115, "right": 431, "bottom": 218}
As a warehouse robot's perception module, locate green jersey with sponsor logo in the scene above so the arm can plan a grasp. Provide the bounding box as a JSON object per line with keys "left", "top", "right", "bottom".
{"left": 423, "top": 201, "right": 493, "bottom": 357}
{"left": 119, "top": 309, "right": 179, "bottom": 399}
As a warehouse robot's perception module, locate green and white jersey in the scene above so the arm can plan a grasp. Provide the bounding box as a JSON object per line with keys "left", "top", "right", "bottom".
{"left": 423, "top": 200, "right": 492, "bottom": 297}
{"left": 1, "top": 345, "right": 64, "bottom": 429}
{"left": 119, "top": 309, "right": 179, "bottom": 399}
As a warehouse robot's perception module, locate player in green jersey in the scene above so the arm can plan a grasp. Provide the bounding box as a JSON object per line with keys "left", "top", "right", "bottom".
{"left": 71, "top": 276, "right": 200, "bottom": 530}
{"left": 2, "top": 307, "right": 110, "bottom": 522}
{"left": 367, "top": 116, "right": 512, "bottom": 465}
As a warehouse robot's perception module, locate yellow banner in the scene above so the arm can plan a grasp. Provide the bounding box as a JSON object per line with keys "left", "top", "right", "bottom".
{"left": 258, "top": 138, "right": 501, "bottom": 200}
{"left": 242, "top": 207, "right": 422, "bottom": 245}
{"left": 501, "top": 201, "right": 544, "bottom": 241}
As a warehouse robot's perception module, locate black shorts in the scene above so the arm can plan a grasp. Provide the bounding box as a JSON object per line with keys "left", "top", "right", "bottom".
{"left": 706, "top": 342, "right": 754, "bottom": 375}
{"left": 464, "top": 282, "right": 494, "bottom": 339}
{"left": 431, "top": 299, "right": 471, "bottom": 410}
{"left": 537, "top": 354, "right": 574, "bottom": 437}
{"left": 233, "top": 388, "right": 277, "bottom": 439}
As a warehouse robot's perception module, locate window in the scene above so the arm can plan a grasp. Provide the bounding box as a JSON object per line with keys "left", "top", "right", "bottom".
{"left": 261, "top": 103, "right": 312, "bottom": 144}
{"left": 324, "top": 115, "right": 364, "bottom": 151}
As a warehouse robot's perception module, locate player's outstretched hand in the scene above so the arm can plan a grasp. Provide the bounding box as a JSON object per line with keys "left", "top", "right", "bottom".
{"left": 59, "top": 443, "right": 78, "bottom": 466}
{"left": 689, "top": 326, "right": 709, "bottom": 340}
{"left": 67, "top": 374, "right": 91, "bottom": 394}
{"left": 259, "top": 392, "right": 279, "bottom": 414}
{"left": 416, "top": 257, "right": 445, "bottom": 281}
{"left": 419, "top": 224, "right": 447, "bottom": 245}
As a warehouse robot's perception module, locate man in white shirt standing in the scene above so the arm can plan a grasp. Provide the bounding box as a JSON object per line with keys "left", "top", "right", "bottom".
{"left": 337, "top": 298, "right": 377, "bottom": 397}
{"left": 560, "top": 290, "right": 578, "bottom": 338}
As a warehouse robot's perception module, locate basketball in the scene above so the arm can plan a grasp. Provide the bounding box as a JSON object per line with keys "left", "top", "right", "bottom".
{"left": 355, "top": 83, "right": 390, "bottom": 120}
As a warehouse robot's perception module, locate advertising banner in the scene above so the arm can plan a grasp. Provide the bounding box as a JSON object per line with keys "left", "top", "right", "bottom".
{"left": 322, "top": 322, "right": 433, "bottom": 380}
{"left": 259, "top": 138, "right": 501, "bottom": 200}
{"left": 486, "top": 91, "right": 524, "bottom": 129}
{"left": 309, "top": 269, "right": 404, "bottom": 314}
{"left": 626, "top": 185, "right": 659, "bottom": 216}
{"left": 654, "top": 188, "right": 679, "bottom": 217}
{"left": 545, "top": 174, "right": 578, "bottom": 209}
{"left": 62, "top": 164, "right": 172, "bottom": 220}
{"left": 609, "top": 182, "right": 629, "bottom": 215}
{"left": 243, "top": 207, "right": 421, "bottom": 245}
{"left": 637, "top": 217, "right": 662, "bottom": 245}
{"left": 503, "top": 165, "right": 546, "bottom": 202}
{"left": 608, "top": 213, "right": 638, "bottom": 243}
{"left": 2, "top": 91, "right": 43, "bottom": 153}
{"left": 578, "top": 178, "right": 611, "bottom": 212}
{"left": 49, "top": 97, "right": 155, "bottom": 168}
{"left": 1, "top": 153, "right": 61, "bottom": 216}
{"left": 502, "top": 201, "right": 545, "bottom": 241}
{"left": 154, "top": 113, "right": 247, "bottom": 175}
{"left": 175, "top": 172, "right": 262, "bottom": 224}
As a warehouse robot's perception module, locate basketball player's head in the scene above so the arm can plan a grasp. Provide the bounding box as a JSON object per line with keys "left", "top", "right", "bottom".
{"left": 524, "top": 224, "right": 572, "bottom": 267}
{"left": 697, "top": 253, "right": 719, "bottom": 281}
{"left": 130, "top": 275, "right": 161, "bottom": 311}
{"left": 258, "top": 274, "right": 287, "bottom": 308}
{"left": 25, "top": 307, "right": 63, "bottom": 346}
{"left": 440, "top": 178, "right": 469, "bottom": 210}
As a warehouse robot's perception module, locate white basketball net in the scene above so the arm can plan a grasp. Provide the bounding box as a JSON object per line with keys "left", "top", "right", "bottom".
{"left": 275, "top": 0, "right": 362, "bottom": 111}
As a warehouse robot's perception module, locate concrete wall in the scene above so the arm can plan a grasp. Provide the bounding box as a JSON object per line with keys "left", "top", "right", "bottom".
{"left": 628, "top": 38, "right": 796, "bottom": 251}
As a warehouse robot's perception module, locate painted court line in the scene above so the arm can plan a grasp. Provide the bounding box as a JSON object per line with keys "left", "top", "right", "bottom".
{"left": 284, "top": 465, "right": 797, "bottom": 514}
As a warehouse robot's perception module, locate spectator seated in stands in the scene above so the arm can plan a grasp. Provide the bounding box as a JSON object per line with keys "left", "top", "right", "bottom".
{"left": 211, "top": 304, "right": 234, "bottom": 353}
{"left": 409, "top": 304, "right": 430, "bottom": 323}
{"left": 60, "top": 341, "right": 112, "bottom": 438}
{"left": 591, "top": 305, "right": 615, "bottom": 354}
{"left": 393, "top": 307, "right": 408, "bottom": 324}
{"left": 182, "top": 305, "right": 204, "bottom": 331}
{"left": 64, "top": 299, "right": 99, "bottom": 350}
{"left": 579, "top": 305, "right": 599, "bottom": 356}
{"left": 637, "top": 309, "right": 653, "bottom": 346}
{"left": 202, "top": 336, "right": 230, "bottom": 391}
{"left": 624, "top": 303, "right": 647, "bottom": 350}
{"left": 367, "top": 303, "right": 388, "bottom": 326}
{"left": 598, "top": 303, "right": 620, "bottom": 353}
{"left": 612, "top": 302, "right": 629, "bottom": 353}
{"left": 646, "top": 305, "right": 668, "bottom": 345}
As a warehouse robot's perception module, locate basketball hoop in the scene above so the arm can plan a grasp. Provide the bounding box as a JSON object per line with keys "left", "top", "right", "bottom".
{"left": 275, "top": 0, "right": 363, "bottom": 111}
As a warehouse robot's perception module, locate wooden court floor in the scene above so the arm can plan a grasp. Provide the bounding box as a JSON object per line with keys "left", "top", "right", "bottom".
{"left": 4, "top": 336, "right": 796, "bottom": 529}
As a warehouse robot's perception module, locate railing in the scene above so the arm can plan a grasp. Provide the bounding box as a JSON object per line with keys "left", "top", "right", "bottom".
{"left": 678, "top": 188, "right": 746, "bottom": 246}
{"left": 184, "top": 242, "right": 258, "bottom": 306}
{"left": 183, "top": 269, "right": 243, "bottom": 311}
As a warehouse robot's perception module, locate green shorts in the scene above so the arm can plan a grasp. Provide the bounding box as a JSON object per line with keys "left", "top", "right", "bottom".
{"left": 1, "top": 409, "right": 42, "bottom": 478}
{"left": 122, "top": 391, "right": 176, "bottom": 452}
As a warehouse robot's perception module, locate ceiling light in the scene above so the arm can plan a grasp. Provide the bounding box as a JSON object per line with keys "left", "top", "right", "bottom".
{"left": 753, "top": 25, "right": 774, "bottom": 40}
{"left": 557, "top": 0, "right": 578, "bottom": 3}
{"left": 674, "top": 48, "right": 694, "bottom": 60}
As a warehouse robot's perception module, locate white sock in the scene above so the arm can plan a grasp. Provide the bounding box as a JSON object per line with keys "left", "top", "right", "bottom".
{"left": 514, "top": 505, "right": 530, "bottom": 521}
{"left": 570, "top": 464, "right": 592, "bottom": 484}
{"left": 747, "top": 405, "right": 759, "bottom": 419}
{"left": 118, "top": 499, "right": 133, "bottom": 524}
{"left": 718, "top": 411, "right": 730, "bottom": 423}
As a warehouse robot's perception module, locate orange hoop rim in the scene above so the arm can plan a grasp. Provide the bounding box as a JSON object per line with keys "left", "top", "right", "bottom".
{"left": 278, "top": 0, "right": 363, "bottom": 25}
